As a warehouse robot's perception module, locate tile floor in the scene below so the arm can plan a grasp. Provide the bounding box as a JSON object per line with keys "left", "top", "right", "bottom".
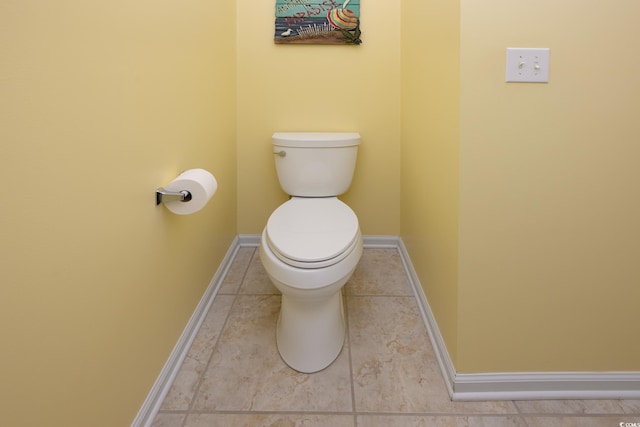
{"left": 152, "top": 247, "right": 640, "bottom": 427}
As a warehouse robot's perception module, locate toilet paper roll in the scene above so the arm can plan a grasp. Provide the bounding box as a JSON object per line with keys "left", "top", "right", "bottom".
{"left": 163, "top": 168, "right": 217, "bottom": 215}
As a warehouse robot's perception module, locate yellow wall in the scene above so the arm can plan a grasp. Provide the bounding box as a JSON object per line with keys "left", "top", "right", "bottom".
{"left": 236, "top": 0, "right": 401, "bottom": 235}
{"left": 400, "top": 0, "right": 460, "bottom": 364}
{"left": 401, "top": 0, "right": 640, "bottom": 374}
{"left": 0, "top": 1, "right": 236, "bottom": 426}
{"left": 457, "top": 0, "right": 640, "bottom": 372}
{"left": 3, "top": 0, "right": 640, "bottom": 424}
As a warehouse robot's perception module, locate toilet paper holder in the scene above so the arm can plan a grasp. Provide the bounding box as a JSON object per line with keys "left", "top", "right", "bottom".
{"left": 155, "top": 188, "right": 192, "bottom": 206}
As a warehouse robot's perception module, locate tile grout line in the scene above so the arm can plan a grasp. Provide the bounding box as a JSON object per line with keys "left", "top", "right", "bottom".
{"left": 343, "top": 290, "right": 358, "bottom": 427}
{"left": 517, "top": 412, "right": 640, "bottom": 417}
{"left": 513, "top": 399, "right": 532, "bottom": 427}
{"left": 161, "top": 408, "right": 543, "bottom": 418}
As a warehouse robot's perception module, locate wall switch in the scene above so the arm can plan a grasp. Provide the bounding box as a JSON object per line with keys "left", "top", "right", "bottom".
{"left": 506, "top": 48, "right": 550, "bottom": 83}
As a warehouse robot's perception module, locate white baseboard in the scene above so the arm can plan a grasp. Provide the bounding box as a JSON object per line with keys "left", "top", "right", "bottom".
{"left": 131, "top": 236, "right": 241, "bottom": 427}
{"left": 362, "top": 235, "right": 401, "bottom": 248}
{"left": 134, "top": 234, "right": 640, "bottom": 426}
{"left": 235, "top": 234, "right": 400, "bottom": 249}
{"left": 396, "top": 237, "right": 640, "bottom": 401}
{"left": 237, "top": 234, "right": 260, "bottom": 247}
{"left": 453, "top": 371, "right": 640, "bottom": 401}
{"left": 397, "top": 237, "right": 457, "bottom": 398}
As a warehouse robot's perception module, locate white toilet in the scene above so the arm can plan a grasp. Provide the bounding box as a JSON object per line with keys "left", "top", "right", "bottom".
{"left": 259, "top": 132, "right": 363, "bottom": 373}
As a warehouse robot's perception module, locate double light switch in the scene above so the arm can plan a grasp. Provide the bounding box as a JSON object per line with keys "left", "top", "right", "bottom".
{"left": 506, "top": 48, "right": 550, "bottom": 83}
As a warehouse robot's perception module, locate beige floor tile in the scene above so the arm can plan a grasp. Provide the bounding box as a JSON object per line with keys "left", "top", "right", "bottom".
{"left": 348, "top": 295, "right": 516, "bottom": 415}
{"left": 153, "top": 248, "right": 640, "bottom": 427}
{"left": 516, "top": 399, "right": 640, "bottom": 415}
{"left": 523, "top": 416, "right": 634, "bottom": 427}
{"left": 184, "top": 413, "right": 356, "bottom": 427}
{"left": 192, "top": 295, "right": 352, "bottom": 412}
{"left": 346, "top": 248, "right": 413, "bottom": 296}
{"left": 150, "top": 413, "right": 186, "bottom": 427}
{"left": 621, "top": 400, "right": 640, "bottom": 414}
{"left": 160, "top": 295, "right": 235, "bottom": 410}
{"left": 348, "top": 295, "right": 438, "bottom": 412}
{"left": 356, "top": 415, "right": 527, "bottom": 427}
{"left": 239, "top": 250, "right": 280, "bottom": 294}
{"left": 218, "top": 247, "right": 254, "bottom": 294}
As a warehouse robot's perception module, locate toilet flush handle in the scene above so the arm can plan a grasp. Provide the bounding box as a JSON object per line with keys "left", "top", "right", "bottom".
{"left": 274, "top": 150, "right": 287, "bottom": 157}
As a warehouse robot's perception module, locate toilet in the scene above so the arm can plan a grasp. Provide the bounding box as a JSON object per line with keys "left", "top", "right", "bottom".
{"left": 259, "top": 132, "right": 363, "bottom": 373}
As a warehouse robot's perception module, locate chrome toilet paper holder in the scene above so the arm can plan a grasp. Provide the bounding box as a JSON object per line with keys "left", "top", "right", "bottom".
{"left": 155, "top": 188, "right": 192, "bottom": 206}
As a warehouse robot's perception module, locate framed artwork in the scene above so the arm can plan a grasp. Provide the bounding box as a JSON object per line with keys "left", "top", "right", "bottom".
{"left": 274, "top": 0, "right": 361, "bottom": 45}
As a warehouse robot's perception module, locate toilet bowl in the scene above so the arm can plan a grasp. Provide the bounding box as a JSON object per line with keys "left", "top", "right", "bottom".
{"left": 260, "top": 197, "right": 363, "bottom": 373}
{"left": 259, "top": 132, "right": 362, "bottom": 373}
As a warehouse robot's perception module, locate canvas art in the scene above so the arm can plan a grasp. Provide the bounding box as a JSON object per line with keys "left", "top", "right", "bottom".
{"left": 274, "top": 0, "right": 361, "bottom": 45}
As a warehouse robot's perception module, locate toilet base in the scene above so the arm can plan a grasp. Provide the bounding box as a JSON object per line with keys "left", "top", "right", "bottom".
{"left": 276, "top": 291, "right": 345, "bottom": 373}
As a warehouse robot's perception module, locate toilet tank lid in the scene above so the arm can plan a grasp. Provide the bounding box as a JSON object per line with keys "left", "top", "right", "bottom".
{"left": 272, "top": 132, "right": 361, "bottom": 147}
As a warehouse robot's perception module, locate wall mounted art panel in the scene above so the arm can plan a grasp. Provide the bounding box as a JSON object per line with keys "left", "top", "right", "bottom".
{"left": 275, "top": 0, "right": 361, "bottom": 45}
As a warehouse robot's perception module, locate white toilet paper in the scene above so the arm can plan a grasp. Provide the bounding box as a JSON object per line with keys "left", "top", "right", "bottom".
{"left": 163, "top": 168, "right": 217, "bottom": 215}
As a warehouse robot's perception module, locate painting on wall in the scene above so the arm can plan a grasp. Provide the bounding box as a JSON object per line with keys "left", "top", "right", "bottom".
{"left": 275, "top": 0, "right": 361, "bottom": 45}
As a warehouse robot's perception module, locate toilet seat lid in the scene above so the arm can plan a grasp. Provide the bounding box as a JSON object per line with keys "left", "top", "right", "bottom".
{"left": 266, "top": 198, "right": 359, "bottom": 264}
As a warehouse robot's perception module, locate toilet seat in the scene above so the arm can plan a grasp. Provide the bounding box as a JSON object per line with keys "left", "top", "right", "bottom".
{"left": 266, "top": 197, "right": 360, "bottom": 269}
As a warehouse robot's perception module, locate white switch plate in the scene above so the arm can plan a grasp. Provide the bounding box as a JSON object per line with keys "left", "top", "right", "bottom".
{"left": 506, "top": 48, "right": 550, "bottom": 83}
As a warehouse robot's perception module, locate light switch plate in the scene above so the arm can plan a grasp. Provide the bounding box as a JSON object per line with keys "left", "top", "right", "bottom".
{"left": 506, "top": 48, "right": 550, "bottom": 83}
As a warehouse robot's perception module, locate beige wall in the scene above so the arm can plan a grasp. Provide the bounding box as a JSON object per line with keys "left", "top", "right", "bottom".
{"left": 3, "top": 0, "right": 640, "bottom": 424}
{"left": 400, "top": 0, "right": 461, "bottom": 364}
{"left": 236, "top": 0, "right": 401, "bottom": 235}
{"left": 0, "top": 1, "right": 236, "bottom": 426}
{"left": 401, "top": 0, "right": 640, "bottom": 374}
{"left": 457, "top": 0, "right": 640, "bottom": 372}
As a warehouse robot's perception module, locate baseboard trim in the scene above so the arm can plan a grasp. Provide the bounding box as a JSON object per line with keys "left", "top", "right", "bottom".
{"left": 362, "top": 235, "right": 401, "bottom": 248}
{"left": 131, "top": 236, "right": 241, "bottom": 427}
{"left": 453, "top": 371, "right": 640, "bottom": 401}
{"left": 235, "top": 234, "right": 400, "bottom": 249}
{"left": 397, "top": 237, "right": 457, "bottom": 398}
{"left": 396, "top": 237, "right": 640, "bottom": 401}
{"left": 237, "top": 234, "right": 260, "bottom": 247}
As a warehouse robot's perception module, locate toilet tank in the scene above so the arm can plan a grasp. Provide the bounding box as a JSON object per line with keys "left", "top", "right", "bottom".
{"left": 272, "top": 132, "right": 360, "bottom": 197}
